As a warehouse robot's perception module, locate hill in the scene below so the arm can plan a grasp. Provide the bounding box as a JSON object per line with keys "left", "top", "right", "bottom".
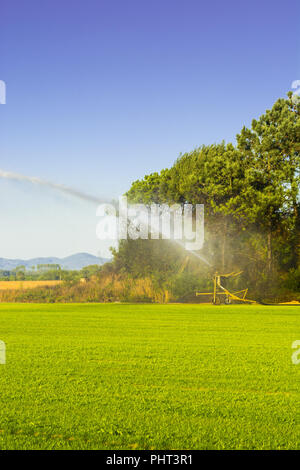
{"left": 0, "top": 253, "right": 110, "bottom": 271}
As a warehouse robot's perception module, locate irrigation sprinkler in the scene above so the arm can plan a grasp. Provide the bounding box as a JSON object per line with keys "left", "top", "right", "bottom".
{"left": 196, "top": 271, "right": 257, "bottom": 304}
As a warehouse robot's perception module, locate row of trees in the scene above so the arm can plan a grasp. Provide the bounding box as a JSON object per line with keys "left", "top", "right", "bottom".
{"left": 0, "top": 264, "right": 101, "bottom": 282}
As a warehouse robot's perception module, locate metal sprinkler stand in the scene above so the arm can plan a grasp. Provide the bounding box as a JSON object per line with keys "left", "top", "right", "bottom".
{"left": 196, "top": 271, "right": 257, "bottom": 304}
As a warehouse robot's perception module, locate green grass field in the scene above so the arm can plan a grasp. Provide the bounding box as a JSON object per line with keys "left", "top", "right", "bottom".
{"left": 0, "top": 303, "right": 299, "bottom": 450}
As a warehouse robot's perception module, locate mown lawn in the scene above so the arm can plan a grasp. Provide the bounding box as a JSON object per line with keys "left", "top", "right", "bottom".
{"left": 0, "top": 303, "right": 299, "bottom": 449}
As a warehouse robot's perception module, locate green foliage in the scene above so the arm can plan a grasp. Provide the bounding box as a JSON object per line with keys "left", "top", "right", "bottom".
{"left": 111, "top": 239, "right": 185, "bottom": 281}
{"left": 167, "top": 272, "right": 211, "bottom": 300}
{"left": 121, "top": 94, "right": 300, "bottom": 295}
{"left": 283, "top": 267, "right": 300, "bottom": 291}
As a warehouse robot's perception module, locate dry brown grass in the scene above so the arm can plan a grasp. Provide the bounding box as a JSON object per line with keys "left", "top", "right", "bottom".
{"left": 0, "top": 274, "right": 173, "bottom": 303}
{"left": 0, "top": 280, "right": 62, "bottom": 291}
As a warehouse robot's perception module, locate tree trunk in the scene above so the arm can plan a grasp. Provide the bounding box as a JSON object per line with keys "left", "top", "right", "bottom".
{"left": 267, "top": 227, "right": 272, "bottom": 273}
{"left": 293, "top": 198, "right": 299, "bottom": 268}
{"left": 221, "top": 219, "right": 227, "bottom": 272}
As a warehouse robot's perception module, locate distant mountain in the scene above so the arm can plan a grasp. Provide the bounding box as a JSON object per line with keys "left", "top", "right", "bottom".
{"left": 0, "top": 253, "right": 110, "bottom": 271}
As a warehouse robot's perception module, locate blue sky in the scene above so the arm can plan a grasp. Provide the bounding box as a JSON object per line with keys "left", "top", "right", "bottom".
{"left": 0, "top": 0, "right": 299, "bottom": 258}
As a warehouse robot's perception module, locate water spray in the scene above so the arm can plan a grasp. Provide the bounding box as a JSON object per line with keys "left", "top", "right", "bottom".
{"left": 0, "top": 168, "right": 211, "bottom": 266}
{"left": 0, "top": 169, "right": 110, "bottom": 205}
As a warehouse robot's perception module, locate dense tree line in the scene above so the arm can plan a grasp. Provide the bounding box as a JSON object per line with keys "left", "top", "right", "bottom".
{"left": 0, "top": 264, "right": 101, "bottom": 282}
{"left": 112, "top": 93, "right": 300, "bottom": 298}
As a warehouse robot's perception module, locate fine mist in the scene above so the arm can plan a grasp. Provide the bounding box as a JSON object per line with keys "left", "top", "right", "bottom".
{"left": 0, "top": 168, "right": 211, "bottom": 266}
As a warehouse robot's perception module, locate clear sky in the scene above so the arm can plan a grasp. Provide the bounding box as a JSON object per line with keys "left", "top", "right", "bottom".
{"left": 0, "top": 0, "right": 299, "bottom": 259}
